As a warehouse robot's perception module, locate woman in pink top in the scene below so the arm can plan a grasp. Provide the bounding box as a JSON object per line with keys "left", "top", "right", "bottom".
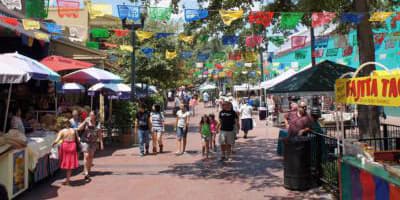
{"left": 209, "top": 114, "right": 217, "bottom": 151}
{"left": 189, "top": 95, "right": 199, "bottom": 116}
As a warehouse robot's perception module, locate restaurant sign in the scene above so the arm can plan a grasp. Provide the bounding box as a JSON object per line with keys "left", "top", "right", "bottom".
{"left": 336, "top": 74, "right": 400, "bottom": 106}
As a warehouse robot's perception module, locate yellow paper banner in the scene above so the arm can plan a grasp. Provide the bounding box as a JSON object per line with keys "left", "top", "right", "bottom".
{"left": 369, "top": 12, "right": 394, "bottom": 22}
{"left": 244, "top": 51, "right": 258, "bottom": 62}
{"left": 34, "top": 32, "right": 50, "bottom": 41}
{"left": 335, "top": 74, "right": 400, "bottom": 106}
{"left": 166, "top": 50, "right": 177, "bottom": 60}
{"left": 89, "top": 4, "right": 113, "bottom": 19}
{"left": 136, "top": 31, "right": 154, "bottom": 42}
{"left": 120, "top": 45, "right": 133, "bottom": 52}
{"left": 22, "top": 19, "right": 40, "bottom": 30}
{"left": 218, "top": 72, "right": 226, "bottom": 77}
{"left": 179, "top": 34, "right": 194, "bottom": 44}
{"left": 219, "top": 9, "right": 244, "bottom": 26}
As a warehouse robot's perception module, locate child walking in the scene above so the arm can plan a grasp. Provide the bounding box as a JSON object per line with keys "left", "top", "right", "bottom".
{"left": 209, "top": 114, "right": 217, "bottom": 152}
{"left": 199, "top": 115, "right": 211, "bottom": 159}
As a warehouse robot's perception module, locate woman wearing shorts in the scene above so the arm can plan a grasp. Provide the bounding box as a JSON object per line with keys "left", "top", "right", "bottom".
{"left": 175, "top": 104, "right": 190, "bottom": 155}
{"left": 78, "top": 111, "right": 103, "bottom": 180}
{"left": 150, "top": 104, "right": 165, "bottom": 153}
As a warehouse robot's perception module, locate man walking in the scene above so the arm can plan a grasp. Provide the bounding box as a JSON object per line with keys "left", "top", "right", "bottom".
{"left": 217, "top": 101, "right": 239, "bottom": 161}
{"left": 136, "top": 104, "right": 152, "bottom": 156}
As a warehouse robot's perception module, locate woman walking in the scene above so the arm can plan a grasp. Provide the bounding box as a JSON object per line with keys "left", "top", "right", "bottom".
{"left": 53, "top": 118, "right": 79, "bottom": 186}
{"left": 199, "top": 115, "right": 211, "bottom": 159}
{"left": 150, "top": 104, "right": 165, "bottom": 153}
{"left": 175, "top": 104, "right": 190, "bottom": 155}
{"left": 77, "top": 111, "right": 104, "bottom": 180}
{"left": 240, "top": 100, "right": 254, "bottom": 139}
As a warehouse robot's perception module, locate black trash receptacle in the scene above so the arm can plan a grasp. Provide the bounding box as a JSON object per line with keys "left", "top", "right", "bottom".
{"left": 283, "top": 136, "right": 312, "bottom": 191}
{"left": 259, "top": 107, "right": 267, "bottom": 120}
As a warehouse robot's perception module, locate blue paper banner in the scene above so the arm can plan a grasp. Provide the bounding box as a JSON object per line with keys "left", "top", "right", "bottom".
{"left": 117, "top": 5, "right": 141, "bottom": 21}
{"left": 267, "top": 52, "right": 273, "bottom": 63}
{"left": 141, "top": 47, "right": 154, "bottom": 58}
{"left": 315, "top": 36, "right": 330, "bottom": 48}
{"left": 180, "top": 51, "right": 193, "bottom": 59}
{"left": 341, "top": 13, "right": 365, "bottom": 24}
{"left": 184, "top": 9, "right": 208, "bottom": 22}
{"left": 236, "top": 62, "right": 244, "bottom": 67}
{"left": 155, "top": 32, "right": 174, "bottom": 39}
{"left": 197, "top": 52, "right": 210, "bottom": 61}
{"left": 222, "top": 35, "right": 239, "bottom": 45}
{"left": 44, "top": 22, "right": 63, "bottom": 34}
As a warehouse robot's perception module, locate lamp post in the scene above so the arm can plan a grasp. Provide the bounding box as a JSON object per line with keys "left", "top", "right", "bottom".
{"left": 119, "top": 3, "right": 146, "bottom": 101}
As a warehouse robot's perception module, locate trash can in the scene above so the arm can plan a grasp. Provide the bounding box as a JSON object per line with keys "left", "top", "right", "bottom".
{"left": 258, "top": 102, "right": 267, "bottom": 120}
{"left": 283, "top": 136, "right": 312, "bottom": 191}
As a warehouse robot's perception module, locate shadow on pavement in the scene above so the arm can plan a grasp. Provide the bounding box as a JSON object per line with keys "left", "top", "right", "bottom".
{"left": 159, "top": 138, "right": 284, "bottom": 191}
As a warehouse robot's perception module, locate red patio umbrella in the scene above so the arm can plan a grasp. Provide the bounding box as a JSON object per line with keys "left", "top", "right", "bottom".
{"left": 40, "top": 55, "right": 95, "bottom": 72}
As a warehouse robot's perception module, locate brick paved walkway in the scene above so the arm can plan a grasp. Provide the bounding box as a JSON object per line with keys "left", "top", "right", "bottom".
{"left": 17, "top": 104, "right": 332, "bottom": 200}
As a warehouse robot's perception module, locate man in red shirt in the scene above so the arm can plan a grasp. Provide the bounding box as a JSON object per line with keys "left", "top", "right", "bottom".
{"left": 286, "top": 102, "right": 312, "bottom": 137}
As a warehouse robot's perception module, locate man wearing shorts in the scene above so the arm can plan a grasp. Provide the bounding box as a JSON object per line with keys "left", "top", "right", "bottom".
{"left": 217, "top": 101, "right": 239, "bottom": 161}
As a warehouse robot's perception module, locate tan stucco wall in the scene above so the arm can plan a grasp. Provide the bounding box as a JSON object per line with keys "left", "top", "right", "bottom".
{"left": 46, "top": 7, "right": 89, "bottom": 41}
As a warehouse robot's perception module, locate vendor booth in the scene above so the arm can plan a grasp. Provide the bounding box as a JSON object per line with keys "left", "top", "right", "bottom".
{"left": 0, "top": 52, "right": 61, "bottom": 199}
{"left": 335, "top": 62, "right": 400, "bottom": 199}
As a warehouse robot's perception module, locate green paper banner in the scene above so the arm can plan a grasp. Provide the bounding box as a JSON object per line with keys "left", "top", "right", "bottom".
{"left": 91, "top": 28, "right": 110, "bottom": 38}
{"left": 149, "top": 7, "right": 172, "bottom": 21}
{"left": 269, "top": 36, "right": 285, "bottom": 47}
{"left": 205, "top": 62, "right": 213, "bottom": 68}
{"left": 198, "top": 35, "right": 209, "bottom": 43}
{"left": 212, "top": 52, "right": 226, "bottom": 60}
{"left": 86, "top": 41, "right": 100, "bottom": 49}
{"left": 280, "top": 12, "right": 304, "bottom": 29}
{"left": 295, "top": 50, "right": 307, "bottom": 59}
{"left": 26, "top": 0, "right": 49, "bottom": 19}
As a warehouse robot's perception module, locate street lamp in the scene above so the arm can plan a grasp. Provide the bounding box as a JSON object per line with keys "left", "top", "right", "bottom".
{"left": 119, "top": 3, "right": 147, "bottom": 101}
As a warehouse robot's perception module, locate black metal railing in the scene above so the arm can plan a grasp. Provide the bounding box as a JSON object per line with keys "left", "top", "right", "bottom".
{"left": 307, "top": 131, "right": 340, "bottom": 194}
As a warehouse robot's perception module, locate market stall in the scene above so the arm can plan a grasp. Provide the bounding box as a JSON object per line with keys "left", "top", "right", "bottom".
{"left": 0, "top": 52, "right": 61, "bottom": 199}
{"left": 335, "top": 62, "right": 400, "bottom": 199}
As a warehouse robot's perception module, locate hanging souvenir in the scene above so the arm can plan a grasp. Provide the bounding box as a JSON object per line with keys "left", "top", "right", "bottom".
{"left": 184, "top": 9, "right": 208, "bottom": 22}
{"left": 341, "top": 13, "right": 365, "bottom": 24}
{"left": 89, "top": 3, "right": 113, "bottom": 19}
{"left": 165, "top": 50, "right": 177, "bottom": 60}
{"left": 149, "top": 7, "right": 172, "bottom": 21}
{"left": 248, "top": 11, "right": 274, "bottom": 27}
{"left": 222, "top": 35, "right": 239, "bottom": 45}
{"left": 103, "top": 42, "right": 118, "bottom": 49}
{"left": 219, "top": 9, "right": 244, "bottom": 26}
{"left": 245, "top": 35, "right": 263, "bottom": 48}
{"left": 280, "top": 12, "right": 303, "bottom": 29}
{"left": 86, "top": 41, "right": 100, "bottom": 50}
{"left": 179, "top": 34, "right": 194, "bottom": 44}
{"left": 136, "top": 31, "right": 154, "bottom": 42}
{"left": 291, "top": 36, "right": 307, "bottom": 49}
{"left": 312, "top": 12, "right": 336, "bottom": 27}
{"left": 22, "top": 19, "right": 40, "bottom": 30}
{"left": 34, "top": 32, "right": 50, "bottom": 41}
{"left": 141, "top": 47, "right": 154, "bottom": 58}
{"left": 369, "top": 12, "right": 394, "bottom": 22}
{"left": 56, "top": 0, "right": 80, "bottom": 18}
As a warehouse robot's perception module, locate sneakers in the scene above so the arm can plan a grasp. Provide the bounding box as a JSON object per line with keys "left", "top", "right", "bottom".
{"left": 159, "top": 145, "right": 163, "bottom": 153}
{"left": 140, "top": 153, "right": 145, "bottom": 157}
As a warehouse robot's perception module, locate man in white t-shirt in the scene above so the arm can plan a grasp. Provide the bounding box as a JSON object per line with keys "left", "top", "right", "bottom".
{"left": 203, "top": 91, "right": 210, "bottom": 108}
{"left": 239, "top": 101, "right": 254, "bottom": 138}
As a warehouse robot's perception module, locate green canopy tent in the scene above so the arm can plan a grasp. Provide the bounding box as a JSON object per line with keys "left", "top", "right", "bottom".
{"left": 267, "top": 60, "right": 355, "bottom": 96}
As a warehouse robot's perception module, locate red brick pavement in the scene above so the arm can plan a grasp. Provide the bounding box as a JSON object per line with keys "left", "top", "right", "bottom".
{"left": 17, "top": 104, "right": 331, "bottom": 200}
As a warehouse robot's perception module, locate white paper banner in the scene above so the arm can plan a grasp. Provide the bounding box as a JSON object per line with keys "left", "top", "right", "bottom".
{"left": 1, "top": 0, "right": 22, "bottom": 10}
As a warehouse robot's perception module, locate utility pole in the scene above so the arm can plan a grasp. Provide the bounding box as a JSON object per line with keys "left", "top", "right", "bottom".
{"left": 310, "top": 27, "right": 316, "bottom": 67}
{"left": 258, "top": 29, "right": 267, "bottom": 107}
{"left": 130, "top": 25, "right": 137, "bottom": 101}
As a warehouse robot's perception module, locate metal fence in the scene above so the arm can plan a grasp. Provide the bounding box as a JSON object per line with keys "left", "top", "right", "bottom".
{"left": 307, "top": 123, "right": 400, "bottom": 195}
